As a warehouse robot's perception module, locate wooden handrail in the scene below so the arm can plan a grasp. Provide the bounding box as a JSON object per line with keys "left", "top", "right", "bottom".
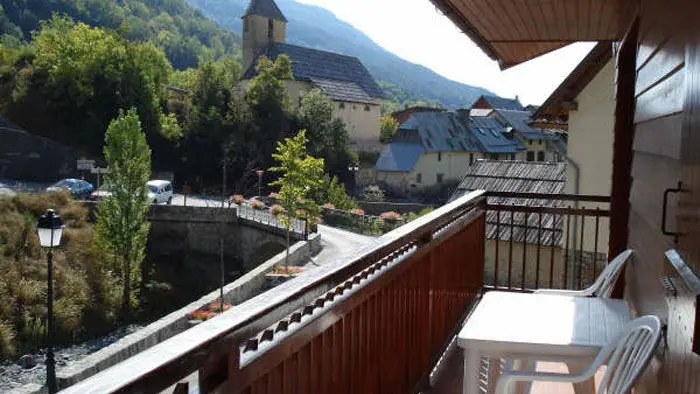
{"left": 59, "top": 190, "right": 487, "bottom": 394}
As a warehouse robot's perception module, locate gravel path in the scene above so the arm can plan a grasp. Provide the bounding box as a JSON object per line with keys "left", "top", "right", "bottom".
{"left": 0, "top": 325, "right": 142, "bottom": 393}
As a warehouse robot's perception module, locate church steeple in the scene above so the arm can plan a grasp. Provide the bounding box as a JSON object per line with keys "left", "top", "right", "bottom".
{"left": 242, "top": 0, "right": 288, "bottom": 71}
{"left": 243, "top": 0, "right": 288, "bottom": 22}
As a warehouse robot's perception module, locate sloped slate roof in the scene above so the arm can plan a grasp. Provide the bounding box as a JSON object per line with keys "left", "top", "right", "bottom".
{"left": 310, "top": 78, "right": 374, "bottom": 104}
{"left": 243, "top": 0, "right": 287, "bottom": 22}
{"left": 451, "top": 160, "right": 567, "bottom": 245}
{"left": 480, "top": 95, "right": 524, "bottom": 110}
{"left": 495, "top": 109, "right": 557, "bottom": 141}
{"left": 469, "top": 116, "right": 525, "bottom": 153}
{"left": 375, "top": 143, "right": 424, "bottom": 172}
{"left": 242, "top": 43, "right": 382, "bottom": 99}
{"left": 400, "top": 112, "right": 482, "bottom": 152}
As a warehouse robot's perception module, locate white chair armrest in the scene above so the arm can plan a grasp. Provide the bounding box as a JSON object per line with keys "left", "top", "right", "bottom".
{"left": 532, "top": 288, "right": 592, "bottom": 296}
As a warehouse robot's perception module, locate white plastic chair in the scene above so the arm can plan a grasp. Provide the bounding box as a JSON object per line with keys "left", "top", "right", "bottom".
{"left": 534, "top": 249, "right": 634, "bottom": 298}
{"left": 494, "top": 315, "right": 662, "bottom": 394}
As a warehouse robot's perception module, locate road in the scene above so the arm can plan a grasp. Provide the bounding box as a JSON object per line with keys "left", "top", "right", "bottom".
{"left": 308, "top": 224, "right": 377, "bottom": 267}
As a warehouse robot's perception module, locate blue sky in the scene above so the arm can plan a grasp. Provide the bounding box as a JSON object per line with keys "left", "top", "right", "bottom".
{"left": 297, "top": 0, "right": 596, "bottom": 106}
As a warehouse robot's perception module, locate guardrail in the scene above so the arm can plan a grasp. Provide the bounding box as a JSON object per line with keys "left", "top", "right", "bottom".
{"left": 236, "top": 204, "right": 308, "bottom": 238}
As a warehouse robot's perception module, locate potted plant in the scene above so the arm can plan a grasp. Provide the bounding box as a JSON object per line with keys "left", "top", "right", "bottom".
{"left": 230, "top": 194, "right": 245, "bottom": 205}
{"left": 270, "top": 204, "right": 284, "bottom": 216}
{"left": 250, "top": 199, "right": 265, "bottom": 210}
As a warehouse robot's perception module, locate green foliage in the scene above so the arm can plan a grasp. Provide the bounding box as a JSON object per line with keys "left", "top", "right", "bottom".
{"left": 409, "top": 179, "right": 460, "bottom": 205}
{"left": 298, "top": 89, "right": 356, "bottom": 180}
{"left": 269, "top": 130, "right": 324, "bottom": 268}
{"left": 380, "top": 114, "right": 399, "bottom": 143}
{"left": 0, "top": 192, "right": 120, "bottom": 360}
{"left": 310, "top": 175, "right": 357, "bottom": 210}
{"left": 378, "top": 80, "right": 444, "bottom": 114}
{"left": 95, "top": 109, "right": 152, "bottom": 320}
{"left": 2, "top": 17, "right": 178, "bottom": 155}
{"left": 0, "top": 0, "right": 240, "bottom": 70}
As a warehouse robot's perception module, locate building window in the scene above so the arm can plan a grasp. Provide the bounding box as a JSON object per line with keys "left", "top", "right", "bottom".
{"left": 268, "top": 19, "right": 274, "bottom": 39}
{"left": 416, "top": 173, "right": 422, "bottom": 184}
{"left": 510, "top": 153, "right": 515, "bottom": 160}
{"left": 469, "top": 153, "right": 474, "bottom": 165}
{"left": 437, "top": 173, "right": 444, "bottom": 184}
{"left": 364, "top": 105, "right": 370, "bottom": 111}
{"left": 438, "top": 152, "right": 442, "bottom": 162}
{"left": 537, "top": 151, "right": 545, "bottom": 162}
{"left": 538, "top": 140, "right": 543, "bottom": 145}
{"left": 339, "top": 102, "right": 345, "bottom": 109}
{"left": 489, "top": 153, "right": 498, "bottom": 160}
{"left": 528, "top": 140, "right": 532, "bottom": 145}
{"left": 526, "top": 151, "right": 535, "bottom": 162}
{"left": 353, "top": 105, "right": 357, "bottom": 110}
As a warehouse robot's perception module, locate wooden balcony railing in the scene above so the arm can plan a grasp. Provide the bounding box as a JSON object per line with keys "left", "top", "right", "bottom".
{"left": 60, "top": 191, "right": 487, "bottom": 394}
{"left": 482, "top": 191, "right": 611, "bottom": 291}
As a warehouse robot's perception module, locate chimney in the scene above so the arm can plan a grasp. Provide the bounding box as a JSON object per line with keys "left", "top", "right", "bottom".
{"left": 515, "top": 94, "right": 520, "bottom": 103}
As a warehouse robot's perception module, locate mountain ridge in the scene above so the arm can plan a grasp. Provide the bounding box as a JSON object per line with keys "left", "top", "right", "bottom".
{"left": 185, "top": 0, "right": 492, "bottom": 109}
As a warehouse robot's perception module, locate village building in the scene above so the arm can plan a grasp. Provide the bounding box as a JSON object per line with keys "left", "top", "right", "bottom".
{"left": 374, "top": 111, "right": 525, "bottom": 194}
{"left": 488, "top": 108, "right": 565, "bottom": 162}
{"left": 470, "top": 94, "right": 523, "bottom": 111}
{"left": 533, "top": 42, "right": 615, "bottom": 257}
{"left": 239, "top": 0, "right": 382, "bottom": 153}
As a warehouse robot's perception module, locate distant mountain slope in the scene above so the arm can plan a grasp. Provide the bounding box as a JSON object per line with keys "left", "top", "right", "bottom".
{"left": 0, "top": 0, "right": 240, "bottom": 69}
{"left": 185, "top": 0, "right": 492, "bottom": 109}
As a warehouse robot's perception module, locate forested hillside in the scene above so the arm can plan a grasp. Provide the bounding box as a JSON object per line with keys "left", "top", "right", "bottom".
{"left": 0, "top": 0, "right": 240, "bottom": 69}
{"left": 185, "top": 0, "right": 492, "bottom": 109}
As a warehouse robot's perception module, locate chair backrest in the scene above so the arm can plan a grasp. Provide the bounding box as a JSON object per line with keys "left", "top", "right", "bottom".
{"left": 591, "top": 249, "right": 634, "bottom": 298}
{"left": 597, "top": 315, "right": 662, "bottom": 394}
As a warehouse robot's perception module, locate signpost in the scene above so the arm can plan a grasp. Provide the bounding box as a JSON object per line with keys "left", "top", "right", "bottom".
{"left": 76, "top": 159, "right": 95, "bottom": 171}
{"left": 90, "top": 167, "right": 109, "bottom": 192}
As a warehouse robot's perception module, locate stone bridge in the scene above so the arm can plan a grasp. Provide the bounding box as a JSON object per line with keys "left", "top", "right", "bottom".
{"left": 144, "top": 205, "right": 307, "bottom": 301}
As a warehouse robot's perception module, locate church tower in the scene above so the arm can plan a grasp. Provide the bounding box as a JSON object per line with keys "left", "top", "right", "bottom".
{"left": 242, "top": 0, "right": 288, "bottom": 72}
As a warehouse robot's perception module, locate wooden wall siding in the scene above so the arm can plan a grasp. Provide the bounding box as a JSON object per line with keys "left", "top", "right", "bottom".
{"left": 630, "top": 0, "right": 700, "bottom": 393}
{"left": 228, "top": 212, "right": 486, "bottom": 394}
{"left": 626, "top": 0, "right": 685, "bottom": 317}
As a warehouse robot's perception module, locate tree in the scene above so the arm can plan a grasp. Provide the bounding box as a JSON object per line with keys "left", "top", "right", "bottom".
{"left": 298, "top": 88, "right": 356, "bottom": 180}
{"left": 247, "top": 55, "right": 294, "bottom": 163}
{"left": 94, "top": 109, "right": 152, "bottom": 320}
{"left": 380, "top": 114, "right": 399, "bottom": 143}
{"left": 269, "top": 130, "right": 324, "bottom": 272}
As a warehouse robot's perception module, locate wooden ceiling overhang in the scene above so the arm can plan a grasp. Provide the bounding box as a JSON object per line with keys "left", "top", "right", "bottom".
{"left": 429, "top": 0, "right": 635, "bottom": 69}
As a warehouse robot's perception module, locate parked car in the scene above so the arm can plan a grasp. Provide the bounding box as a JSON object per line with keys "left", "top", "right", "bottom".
{"left": 46, "top": 179, "right": 94, "bottom": 199}
{"left": 248, "top": 195, "right": 274, "bottom": 207}
{"left": 89, "top": 186, "right": 113, "bottom": 201}
{"left": 147, "top": 180, "right": 173, "bottom": 204}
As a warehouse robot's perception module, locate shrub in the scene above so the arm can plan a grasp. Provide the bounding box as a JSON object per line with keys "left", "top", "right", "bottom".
{"left": 268, "top": 192, "right": 280, "bottom": 200}
{"left": 380, "top": 211, "right": 403, "bottom": 222}
{"left": 250, "top": 199, "right": 265, "bottom": 210}
{"left": 230, "top": 194, "right": 245, "bottom": 205}
{"left": 295, "top": 209, "right": 307, "bottom": 219}
{"left": 269, "top": 204, "right": 284, "bottom": 216}
{"left": 322, "top": 202, "right": 335, "bottom": 210}
{"left": 0, "top": 320, "right": 15, "bottom": 358}
{"left": 350, "top": 208, "right": 365, "bottom": 216}
{"left": 362, "top": 185, "right": 385, "bottom": 202}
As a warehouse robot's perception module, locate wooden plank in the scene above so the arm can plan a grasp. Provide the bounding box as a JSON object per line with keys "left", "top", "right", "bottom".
{"left": 634, "top": 67, "right": 685, "bottom": 123}
{"left": 633, "top": 113, "right": 683, "bottom": 159}
{"left": 636, "top": 36, "right": 685, "bottom": 96}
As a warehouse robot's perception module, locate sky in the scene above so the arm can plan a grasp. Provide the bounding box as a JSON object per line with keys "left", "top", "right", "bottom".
{"left": 295, "top": 0, "right": 596, "bottom": 106}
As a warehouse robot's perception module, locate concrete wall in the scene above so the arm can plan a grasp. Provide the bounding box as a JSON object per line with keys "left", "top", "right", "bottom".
{"left": 564, "top": 59, "right": 614, "bottom": 254}
{"left": 56, "top": 233, "right": 320, "bottom": 389}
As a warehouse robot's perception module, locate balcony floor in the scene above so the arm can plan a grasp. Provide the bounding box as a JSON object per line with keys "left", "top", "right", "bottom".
{"left": 426, "top": 348, "right": 605, "bottom": 394}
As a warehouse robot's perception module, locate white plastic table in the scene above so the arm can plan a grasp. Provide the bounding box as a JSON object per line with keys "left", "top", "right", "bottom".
{"left": 458, "top": 291, "right": 631, "bottom": 394}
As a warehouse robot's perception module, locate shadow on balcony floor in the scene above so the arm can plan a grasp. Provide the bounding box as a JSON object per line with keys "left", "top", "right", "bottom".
{"left": 425, "top": 349, "right": 604, "bottom": 394}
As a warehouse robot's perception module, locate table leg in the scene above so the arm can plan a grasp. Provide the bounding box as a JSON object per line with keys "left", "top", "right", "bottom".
{"left": 463, "top": 349, "right": 481, "bottom": 394}
{"left": 511, "top": 359, "right": 535, "bottom": 394}
{"left": 566, "top": 359, "right": 595, "bottom": 394}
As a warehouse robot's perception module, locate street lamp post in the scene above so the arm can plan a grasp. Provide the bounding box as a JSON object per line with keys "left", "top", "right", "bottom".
{"left": 348, "top": 163, "right": 359, "bottom": 196}
{"left": 36, "top": 209, "right": 64, "bottom": 394}
{"left": 256, "top": 170, "right": 264, "bottom": 196}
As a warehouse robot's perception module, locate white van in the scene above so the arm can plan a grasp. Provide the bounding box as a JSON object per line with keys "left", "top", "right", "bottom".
{"left": 147, "top": 180, "right": 173, "bottom": 204}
